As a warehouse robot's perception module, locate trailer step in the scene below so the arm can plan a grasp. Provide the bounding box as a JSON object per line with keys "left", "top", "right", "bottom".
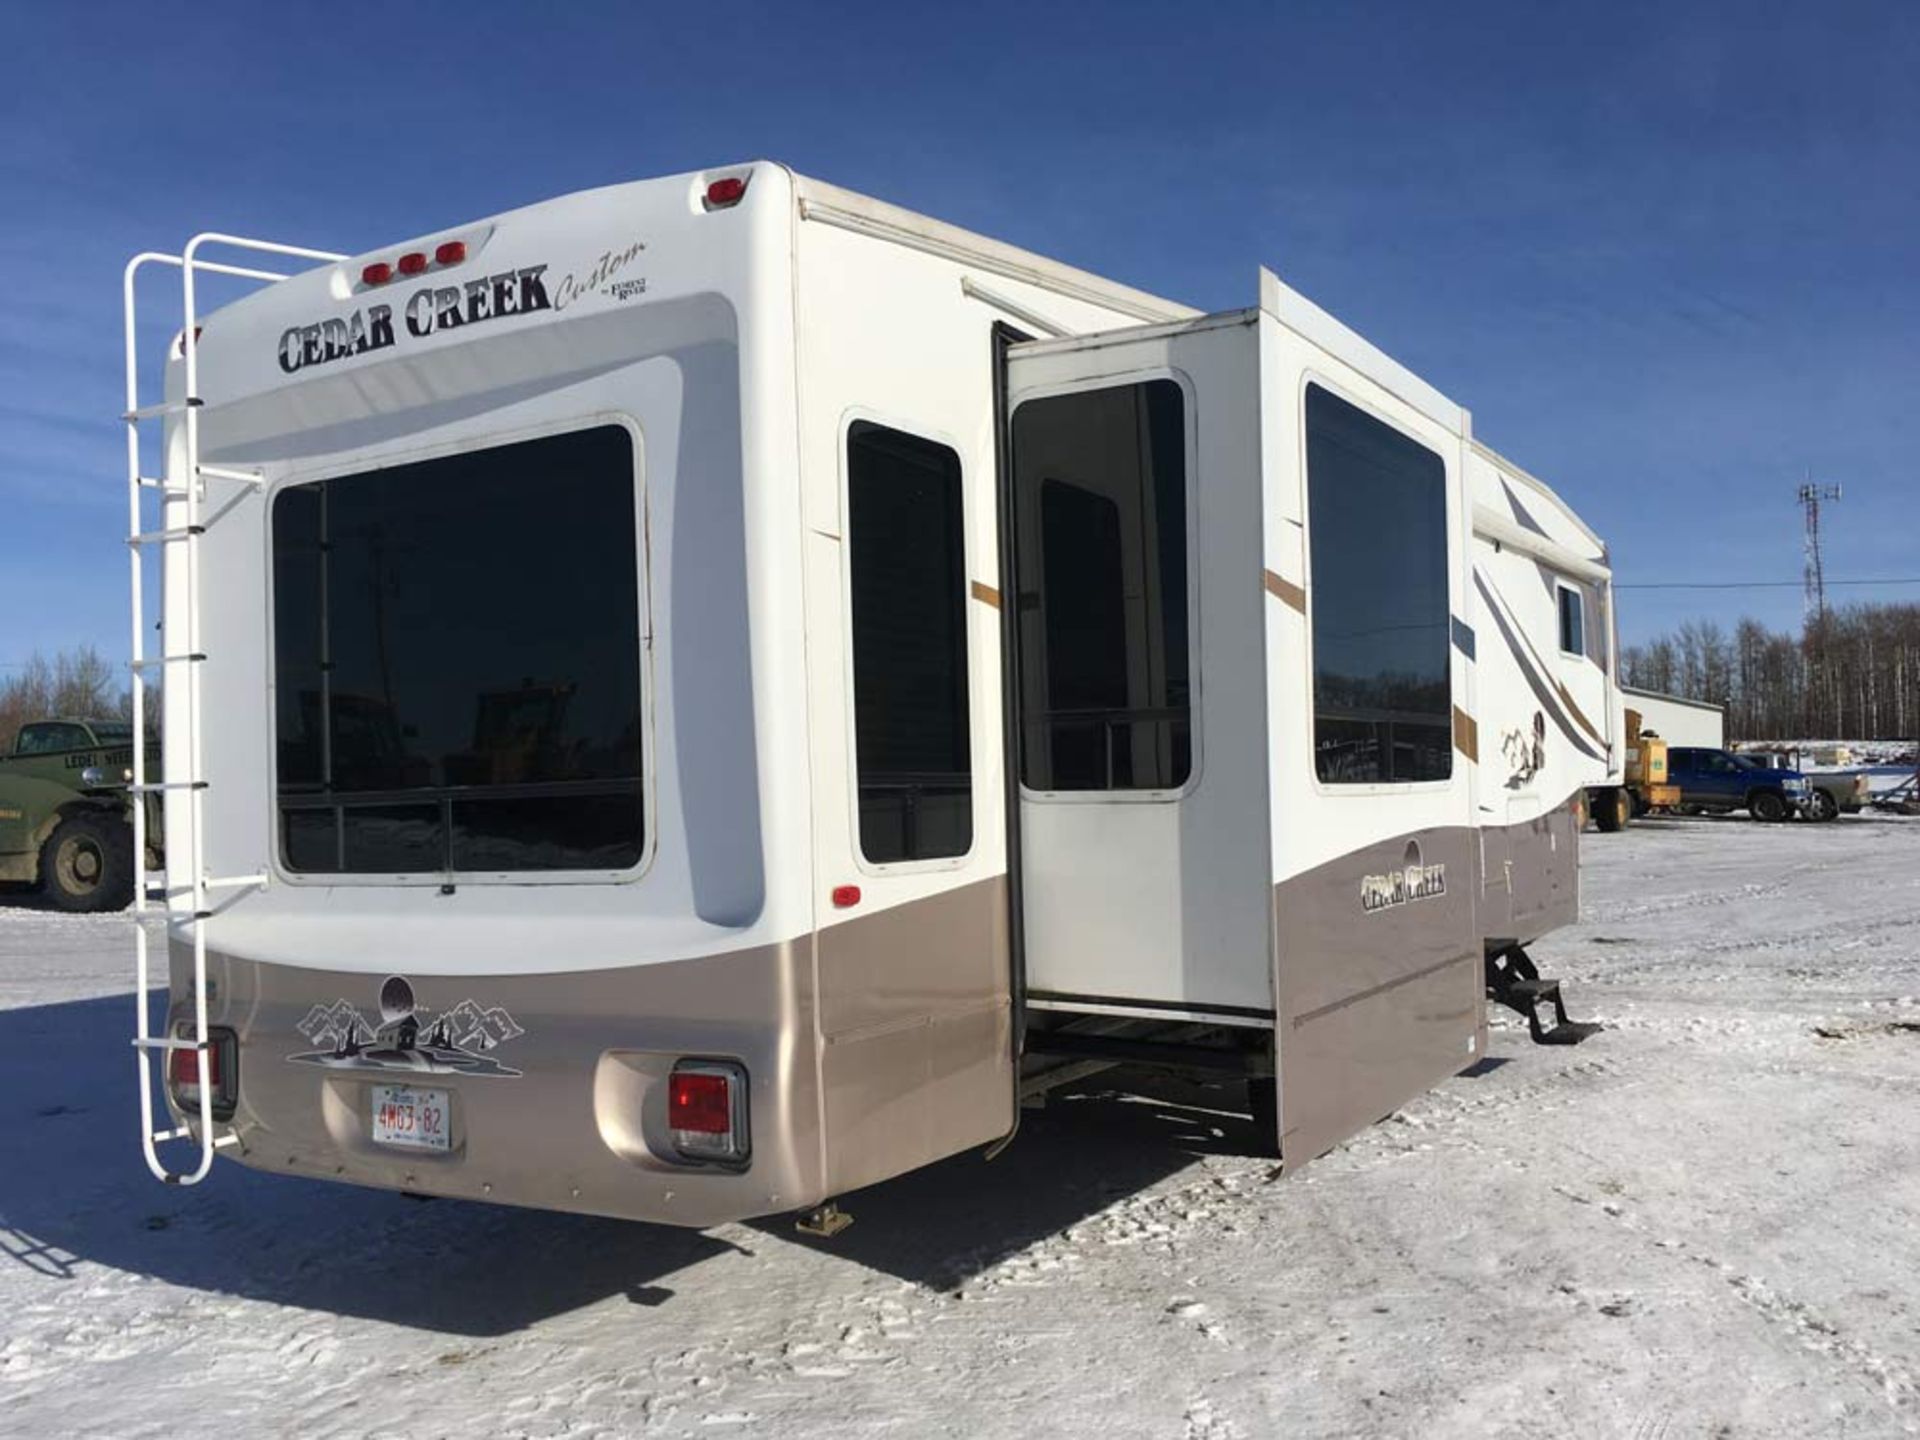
{"left": 1485, "top": 946, "right": 1601, "bottom": 1047}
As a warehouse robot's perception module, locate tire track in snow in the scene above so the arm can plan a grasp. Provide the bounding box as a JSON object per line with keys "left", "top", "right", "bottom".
{"left": 1569, "top": 1189, "right": 1920, "bottom": 1433}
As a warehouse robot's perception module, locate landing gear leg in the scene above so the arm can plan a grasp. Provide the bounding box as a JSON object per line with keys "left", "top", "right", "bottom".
{"left": 795, "top": 1201, "right": 854, "bottom": 1238}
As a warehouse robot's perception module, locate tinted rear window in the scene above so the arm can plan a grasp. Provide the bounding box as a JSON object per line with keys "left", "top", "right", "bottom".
{"left": 271, "top": 425, "right": 644, "bottom": 874}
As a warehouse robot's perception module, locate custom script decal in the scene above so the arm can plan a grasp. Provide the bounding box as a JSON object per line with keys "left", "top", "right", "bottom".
{"left": 552, "top": 240, "right": 647, "bottom": 310}
{"left": 1361, "top": 839, "right": 1448, "bottom": 914}
{"left": 289, "top": 975, "right": 526, "bottom": 1079}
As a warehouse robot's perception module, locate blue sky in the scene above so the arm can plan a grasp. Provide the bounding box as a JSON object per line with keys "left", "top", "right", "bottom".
{"left": 3, "top": 0, "right": 1916, "bottom": 672}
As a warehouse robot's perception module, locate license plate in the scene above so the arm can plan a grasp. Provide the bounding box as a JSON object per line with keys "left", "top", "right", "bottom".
{"left": 371, "top": 1085, "right": 451, "bottom": 1152}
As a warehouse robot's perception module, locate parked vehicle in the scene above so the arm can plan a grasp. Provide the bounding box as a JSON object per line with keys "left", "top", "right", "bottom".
{"left": 122, "top": 162, "right": 1605, "bottom": 1219}
{"left": 1618, "top": 708, "right": 1680, "bottom": 817}
{"left": 1667, "top": 746, "right": 1810, "bottom": 821}
{"left": 0, "top": 718, "right": 155, "bottom": 911}
{"left": 1735, "top": 755, "right": 1867, "bottom": 821}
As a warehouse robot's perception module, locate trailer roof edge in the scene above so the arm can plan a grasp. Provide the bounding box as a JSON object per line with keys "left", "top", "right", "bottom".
{"left": 1470, "top": 438, "right": 1607, "bottom": 554}
{"left": 791, "top": 172, "right": 1198, "bottom": 328}
{"left": 1258, "top": 268, "right": 1464, "bottom": 435}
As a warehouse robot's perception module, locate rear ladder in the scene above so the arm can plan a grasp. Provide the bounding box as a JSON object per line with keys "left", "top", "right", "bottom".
{"left": 123, "top": 234, "right": 345, "bottom": 1185}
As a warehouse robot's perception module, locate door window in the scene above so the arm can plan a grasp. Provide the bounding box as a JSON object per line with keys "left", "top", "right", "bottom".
{"left": 1010, "top": 380, "right": 1191, "bottom": 792}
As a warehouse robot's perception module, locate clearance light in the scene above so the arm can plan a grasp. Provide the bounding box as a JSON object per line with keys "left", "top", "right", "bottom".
{"left": 705, "top": 176, "right": 748, "bottom": 209}
{"left": 831, "top": 884, "right": 861, "bottom": 908}
{"left": 668, "top": 1060, "right": 749, "bottom": 1164}
{"left": 360, "top": 240, "right": 472, "bottom": 288}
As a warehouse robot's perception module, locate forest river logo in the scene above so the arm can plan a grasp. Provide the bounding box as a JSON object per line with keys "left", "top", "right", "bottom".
{"left": 1360, "top": 840, "right": 1447, "bottom": 914}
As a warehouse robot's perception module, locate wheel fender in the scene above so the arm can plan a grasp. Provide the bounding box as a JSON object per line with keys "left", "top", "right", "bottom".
{"left": 33, "top": 798, "right": 128, "bottom": 853}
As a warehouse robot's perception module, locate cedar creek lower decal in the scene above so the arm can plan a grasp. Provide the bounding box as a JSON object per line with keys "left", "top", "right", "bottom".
{"left": 290, "top": 975, "right": 525, "bottom": 1079}
{"left": 1360, "top": 839, "right": 1448, "bottom": 914}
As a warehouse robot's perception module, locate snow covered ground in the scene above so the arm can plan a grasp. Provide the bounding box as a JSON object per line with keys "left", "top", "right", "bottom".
{"left": 4, "top": 815, "right": 1920, "bottom": 1439}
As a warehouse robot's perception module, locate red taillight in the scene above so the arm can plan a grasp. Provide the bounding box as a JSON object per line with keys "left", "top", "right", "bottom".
{"left": 361, "top": 261, "right": 394, "bottom": 286}
{"left": 434, "top": 240, "right": 467, "bottom": 266}
{"left": 669, "top": 1072, "right": 731, "bottom": 1134}
{"left": 667, "top": 1061, "right": 749, "bottom": 1164}
{"left": 705, "top": 176, "right": 748, "bottom": 209}
{"left": 168, "top": 1041, "right": 220, "bottom": 1091}
{"left": 166, "top": 1026, "right": 236, "bottom": 1119}
{"left": 396, "top": 251, "right": 429, "bottom": 276}
{"left": 831, "top": 884, "right": 862, "bottom": 908}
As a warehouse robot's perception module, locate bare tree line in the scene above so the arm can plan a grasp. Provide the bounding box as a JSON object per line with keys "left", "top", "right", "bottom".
{"left": 9, "top": 607, "right": 1918, "bottom": 758}
{"left": 1620, "top": 601, "right": 1920, "bottom": 741}
{"left": 0, "top": 647, "right": 133, "bottom": 753}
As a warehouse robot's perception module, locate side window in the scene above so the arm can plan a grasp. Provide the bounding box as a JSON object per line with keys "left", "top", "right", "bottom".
{"left": 846, "top": 422, "right": 972, "bottom": 863}
{"left": 1305, "top": 384, "right": 1452, "bottom": 784}
{"left": 16, "top": 723, "right": 87, "bottom": 755}
{"left": 1010, "top": 379, "right": 1191, "bottom": 792}
{"left": 1557, "top": 583, "right": 1585, "bottom": 657}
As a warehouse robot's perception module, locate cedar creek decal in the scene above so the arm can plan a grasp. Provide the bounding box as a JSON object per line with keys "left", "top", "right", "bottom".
{"left": 277, "top": 266, "right": 551, "bottom": 374}
{"left": 1360, "top": 839, "right": 1447, "bottom": 914}
{"left": 275, "top": 237, "right": 649, "bottom": 375}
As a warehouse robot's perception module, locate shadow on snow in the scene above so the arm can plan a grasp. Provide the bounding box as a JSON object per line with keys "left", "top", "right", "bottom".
{"left": 0, "top": 990, "right": 1258, "bottom": 1335}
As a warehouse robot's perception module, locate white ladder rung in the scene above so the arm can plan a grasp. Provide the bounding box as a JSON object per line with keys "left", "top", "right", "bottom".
{"left": 136, "top": 475, "right": 188, "bottom": 495}
{"left": 128, "top": 779, "right": 208, "bottom": 793}
{"left": 203, "top": 872, "right": 269, "bottom": 892}
{"left": 197, "top": 463, "right": 264, "bottom": 487}
{"left": 133, "top": 1036, "right": 204, "bottom": 1052}
{"left": 123, "top": 397, "right": 203, "bottom": 421}
{"left": 150, "top": 1125, "right": 193, "bottom": 1143}
{"left": 130, "top": 653, "right": 207, "bottom": 670}
{"left": 128, "top": 525, "right": 206, "bottom": 545}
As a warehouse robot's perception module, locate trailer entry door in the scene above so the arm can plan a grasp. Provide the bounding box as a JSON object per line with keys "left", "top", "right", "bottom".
{"left": 1001, "top": 317, "right": 1272, "bottom": 1023}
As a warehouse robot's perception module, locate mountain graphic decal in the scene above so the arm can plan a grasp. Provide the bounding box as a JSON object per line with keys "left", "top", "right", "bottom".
{"left": 287, "top": 977, "right": 526, "bottom": 1079}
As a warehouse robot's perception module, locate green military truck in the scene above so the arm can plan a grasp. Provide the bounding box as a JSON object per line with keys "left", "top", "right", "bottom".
{"left": 0, "top": 718, "right": 156, "bottom": 912}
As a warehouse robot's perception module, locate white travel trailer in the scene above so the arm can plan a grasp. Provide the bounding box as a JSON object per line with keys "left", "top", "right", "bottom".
{"left": 124, "top": 163, "right": 1609, "bottom": 1227}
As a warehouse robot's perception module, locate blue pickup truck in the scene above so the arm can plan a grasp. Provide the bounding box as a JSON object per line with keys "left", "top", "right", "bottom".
{"left": 1667, "top": 746, "right": 1812, "bottom": 822}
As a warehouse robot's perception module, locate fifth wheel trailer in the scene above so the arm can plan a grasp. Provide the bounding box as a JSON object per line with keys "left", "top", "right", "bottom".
{"left": 124, "top": 162, "right": 1610, "bottom": 1227}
